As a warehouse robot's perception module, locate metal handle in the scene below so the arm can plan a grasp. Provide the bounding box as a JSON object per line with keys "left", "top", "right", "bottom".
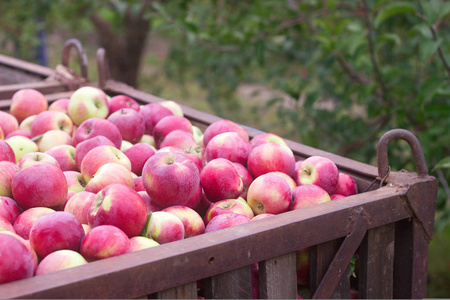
{"left": 61, "top": 39, "right": 88, "bottom": 79}
{"left": 377, "top": 129, "right": 428, "bottom": 179}
{"left": 96, "top": 48, "right": 110, "bottom": 90}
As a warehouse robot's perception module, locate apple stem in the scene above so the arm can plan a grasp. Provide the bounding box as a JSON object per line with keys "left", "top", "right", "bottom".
{"left": 303, "top": 168, "right": 311, "bottom": 176}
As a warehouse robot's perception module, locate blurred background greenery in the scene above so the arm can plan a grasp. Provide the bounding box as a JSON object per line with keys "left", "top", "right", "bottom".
{"left": 1, "top": 0, "right": 449, "bottom": 297}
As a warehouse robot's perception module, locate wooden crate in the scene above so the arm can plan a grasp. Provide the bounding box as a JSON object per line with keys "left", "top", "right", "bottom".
{"left": 0, "top": 51, "right": 438, "bottom": 299}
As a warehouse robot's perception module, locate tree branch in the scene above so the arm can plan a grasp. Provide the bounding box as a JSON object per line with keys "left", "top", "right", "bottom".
{"left": 430, "top": 24, "right": 450, "bottom": 78}
{"left": 333, "top": 51, "right": 371, "bottom": 84}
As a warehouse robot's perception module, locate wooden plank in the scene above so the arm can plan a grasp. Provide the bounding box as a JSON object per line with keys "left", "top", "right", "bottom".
{"left": 0, "top": 54, "right": 55, "bottom": 78}
{"left": 258, "top": 252, "right": 297, "bottom": 299}
{"left": 0, "top": 80, "right": 67, "bottom": 100}
{"left": 156, "top": 282, "right": 197, "bottom": 299}
{"left": 203, "top": 266, "right": 252, "bottom": 299}
{"left": 359, "top": 223, "right": 395, "bottom": 299}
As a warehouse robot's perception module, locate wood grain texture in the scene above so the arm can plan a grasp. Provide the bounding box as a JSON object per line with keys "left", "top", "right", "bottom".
{"left": 259, "top": 252, "right": 297, "bottom": 299}
{"left": 203, "top": 266, "right": 252, "bottom": 299}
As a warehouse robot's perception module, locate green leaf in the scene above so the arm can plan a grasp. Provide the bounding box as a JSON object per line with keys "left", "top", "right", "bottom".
{"left": 417, "top": 77, "right": 443, "bottom": 107}
{"left": 432, "top": 157, "right": 450, "bottom": 171}
{"left": 422, "top": 0, "right": 443, "bottom": 25}
{"left": 377, "top": 33, "right": 402, "bottom": 46}
{"left": 439, "top": 2, "right": 450, "bottom": 19}
{"left": 375, "top": 2, "right": 417, "bottom": 27}
{"left": 419, "top": 38, "right": 442, "bottom": 61}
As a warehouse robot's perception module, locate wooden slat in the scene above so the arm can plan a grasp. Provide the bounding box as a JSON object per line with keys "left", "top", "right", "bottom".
{"left": 0, "top": 54, "right": 55, "bottom": 78}
{"left": 359, "top": 223, "right": 395, "bottom": 299}
{"left": 157, "top": 282, "right": 197, "bottom": 299}
{"left": 203, "top": 266, "right": 252, "bottom": 299}
{"left": 0, "top": 80, "right": 67, "bottom": 100}
{"left": 258, "top": 252, "right": 297, "bottom": 299}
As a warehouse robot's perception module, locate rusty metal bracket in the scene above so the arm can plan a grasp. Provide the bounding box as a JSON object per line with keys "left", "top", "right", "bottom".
{"left": 96, "top": 48, "right": 110, "bottom": 90}
{"left": 53, "top": 39, "right": 89, "bottom": 90}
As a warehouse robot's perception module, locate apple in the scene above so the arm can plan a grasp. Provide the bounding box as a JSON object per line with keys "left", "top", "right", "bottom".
{"left": 36, "top": 249, "right": 88, "bottom": 276}
{"left": 143, "top": 211, "right": 185, "bottom": 244}
{"left": 0, "top": 196, "right": 21, "bottom": 224}
{"left": 0, "top": 162, "right": 20, "bottom": 197}
{"left": 64, "top": 191, "right": 96, "bottom": 224}
{"left": 73, "top": 118, "right": 122, "bottom": 148}
{"left": 162, "top": 205, "right": 205, "bottom": 238}
{"left": 63, "top": 171, "right": 87, "bottom": 193}
{"left": 251, "top": 213, "right": 275, "bottom": 221}
{"left": 5, "top": 130, "right": 32, "bottom": 139}
{"left": 159, "top": 129, "right": 197, "bottom": 151}
{"left": 0, "top": 216, "right": 15, "bottom": 233}
{"left": 80, "top": 145, "right": 132, "bottom": 183}
{"left": 0, "top": 232, "right": 36, "bottom": 284}
{"left": 205, "top": 132, "right": 251, "bottom": 166}
{"left": 120, "top": 140, "right": 133, "bottom": 152}
{"left": 0, "top": 140, "right": 16, "bottom": 163}
{"left": 18, "top": 152, "right": 60, "bottom": 169}
{"left": 249, "top": 132, "right": 288, "bottom": 149}
{"left": 10, "top": 89, "right": 48, "bottom": 124}
{"left": 5, "top": 136, "right": 39, "bottom": 161}
{"left": 30, "top": 110, "right": 73, "bottom": 138}
{"left": 153, "top": 115, "right": 193, "bottom": 148}
{"left": 89, "top": 184, "right": 148, "bottom": 237}
{"left": 34, "top": 130, "right": 73, "bottom": 153}
{"left": 193, "top": 189, "right": 213, "bottom": 217}
{"left": 74, "top": 135, "right": 116, "bottom": 170}
{"left": 48, "top": 98, "right": 70, "bottom": 114}
{"left": 157, "top": 146, "right": 203, "bottom": 172}
{"left": 200, "top": 158, "right": 243, "bottom": 203}
{"left": 138, "top": 134, "right": 156, "bottom": 147}
{"left": 12, "top": 163, "right": 68, "bottom": 209}
{"left": 296, "top": 248, "right": 310, "bottom": 285}
{"left": 191, "top": 125, "right": 204, "bottom": 146}
{"left": 139, "top": 103, "right": 173, "bottom": 135}
{"left": 85, "top": 163, "right": 135, "bottom": 194}
{"left": 68, "top": 86, "right": 110, "bottom": 126}
{"left": 203, "top": 119, "right": 249, "bottom": 147}
{"left": 142, "top": 151, "right": 200, "bottom": 208}
{"left": 183, "top": 182, "right": 202, "bottom": 209}
{"left": 134, "top": 176, "right": 145, "bottom": 191}
{"left": 107, "top": 108, "right": 146, "bottom": 143}
{"left": 204, "top": 198, "right": 254, "bottom": 225}
{"left": 204, "top": 213, "right": 251, "bottom": 233}
{"left": 295, "top": 156, "right": 339, "bottom": 195}
{"left": 159, "top": 100, "right": 183, "bottom": 117}
{"left": 108, "top": 95, "right": 140, "bottom": 114}
{"left": 291, "top": 184, "right": 331, "bottom": 210}
{"left": 330, "top": 194, "right": 345, "bottom": 201}
{"left": 267, "top": 171, "right": 297, "bottom": 190}
{"left": 247, "top": 173, "right": 292, "bottom": 215}
{"left": 333, "top": 173, "right": 358, "bottom": 197}
{"left": 138, "top": 191, "right": 163, "bottom": 213}
{"left": 80, "top": 225, "right": 131, "bottom": 261}
{"left": 0, "top": 126, "right": 3, "bottom": 140}
{"left": 123, "top": 143, "right": 157, "bottom": 176}
{"left": 45, "top": 145, "right": 77, "bottom": 171}
{"left": 29, "top": 211, "right": 85, "bottom": 258}
{"left": 247, "top": 142, "right": 296, "bottom": 178}
{"left": 18, "top": 115, "right": 36, "bottom": 133}
{"left": 13, "top": 207, "right": 55, "bottom": 240}
{"left": 82, "top": 224, "right": 91, "bottom": 234}
{"left": 232, "top": 163, "right": 253, "bottom": 200}
{"left": 129, "top": 236, "right": 160, "bottom": 252}
{"left": 0, "top": 111, "right": 19, "bottom": 137}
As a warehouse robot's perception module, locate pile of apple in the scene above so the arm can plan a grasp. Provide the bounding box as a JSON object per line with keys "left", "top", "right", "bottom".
{"left": 0, "top": 86, "right": 358, "bottom": 290}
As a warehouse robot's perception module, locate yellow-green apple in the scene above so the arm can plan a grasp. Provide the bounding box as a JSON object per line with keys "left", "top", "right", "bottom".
{"left": 0, "top": 162, "right": 20, "bottom": 197}
{"left": 296, "top": 248, "right": 310, "bottom": 285}
{"left": 159, "top": 129, "right": 197, "bottom": 151}
{"left": 12, "top": 163, "right": 68, "bottom": 209}
{"left": 48, "top": 98, "right": 69, "bottom": 114}
{"left": 290, "top": 184, "right": 331, "bottom": 210}
{"left": 0, "top": 216, "right": 15, "bottom": 233}
{"left": 0, "top": 233, "right": 36, "bottom": 284}
{"left": 74, "top": 135, "right": 116, "bottom": 170}
{"left": 45, "top": 145, "right": 77, "bottom": 171}
{"left": 80, "top": 224, "right": 131, "bottom": 261}
{"left": 139, "top": 103, "right": 173, "bottom": 135}
{"left": 35, "top": 130, "right": 73, "bottom": 153}
{"left": 159, "top": 100, "right": 183, "bottom": 117}
{"left": 35, "top": 249, "right": 88, "bottom": 276}
{"left": 202, "top": 119, "right": 249, "bottom": 147}
{"left": 88, "top": 184, "right": 147, "bottom": 237}
{"left": 0, "top": 111, "right": 19, "bottom": 137}
{"left": 295, "top": 156, "right": 339, "bottom": 195}
{"left": 29, "top": 211, "right": 85, "bottom": 258}
{"left": 0, "top": 196, "right": 21, "bottom": 224}
{"left": 0, "top": 140, "right": 16, "bottom": 163}
{"left": 204, "top": 213, "right": 251, "bottom": 233}
{"left": 162, "top": 205, "right": 205, "bottom": 238}
{"left": 64, "top": 171, "right": 87, "bottom": 193}
{"left": 139, "top": 134, "right": 156, "bottom": 147}
{"left": 80, "top": 145, "right": 131, "bottom": 183}
{"left": 191, "top": 125, "right": 204, "bottom": 146}
{"left": 333, "top": 173, "right": 358, "bottom": 197}
{"left": 85, "top": 163, "right": 135, "bottom": 194}
{"left": 153, "top": 115, "right": 193, "bottom": 148}
{"left": 18, "top": 115, "right": 36, "bottom": 133}
{"left": 109, "top": 95, "right": 140, "bottom": 114}
{"left": 200, "top": 158, "right": 243, "bottom": 203}
{"left": 5, "top": 130, "right": 32, "bottom": 139}
{"left": 68, "top": 86, "right": 110, "bottom": 126}
{"left": 18, "top": 152, "right": 60, "bottom": 169}
{"left": 204, "top": 198, "right": 254, "bottom": 225}
{"left": 6, "top": 136, "right": 39, "bottom": 161}
{"left": 73, "top": 118, "right": 122, "bottom": 148}
{"left": 123, "top": 143, "right": 157, "bottom": 176}
{"left": 249, "top": 132, "right": 288, "bottom": 150}
{"left": 330, "top": 194, "right": 345, "bottom": 201}
{"left": 251, "top": 213, "right": 275, "bottom": 221}
{"left": 13, "top": 207, "right": 55, "bottom": 239}
{"left": 267, "top": 171, "right": 297, "bottom": 190}
{"left": 120, "top": 140, "right": 133, "bottom": 152}
{"left": 144, "top": 211, "right": 185, "bottom": 244}
{"left": 129, "top": 236, "right": 159, "bottom": 252}
{"left": 138, "top": 191, "right": 162, "bottom": 213}
{"left": 247, "top": 142, "right": 296, "bottom": 178}
{"left": 30, "top": 110, "right": 73, "bottom": 138}
{"left": 233, "top": 162, "right": 253, "bottom": 199}
{"left": 142, "top": 151, "right": 200, "bottom": 208}
{"left": 205, "top": 132, "right": 251, "bottom": 166}
{"left": 107, "top": 108, "right": 145, "bottom": 143}
{"left": 247, "top": 173, "right": 292, "bottom": 215}
{"left": 64, "top": 191, "right": 96, "bottom": 224}
{"left": 10, "top": 89, "right": 48, "bottom": 124}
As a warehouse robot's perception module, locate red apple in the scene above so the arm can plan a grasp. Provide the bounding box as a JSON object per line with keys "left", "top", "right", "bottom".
{"left": 193, "top": 189, "right": 213, "bottom": 217}
{"left": 30, "top": 110, "right": 73, "bottom": 138}
{"left": 35, "top": 249, "right": 88, "bottom": 276}
{"left": 134, "top": 176, "right": 145, "bottom": 191}
{"left": 138, "top": 134, "right": 156, "bottom": 147}
{"left": 109, "top": 95, "right": 140, "bottom": 114}
{"left": 5, "top": 130, "right": 32, "bottom": 139}
{"left": 10, "top": 89, "right": 48, "bottom": 124}
{"left": 0, "top": 140, "right": 16, "bottom": 163}
{"left": 138, "top": 191, "right": 162, "bottom": 213}
{"left": 0, "top": 111, "right": 19, "bottom": 138}
{"left": 0, "top": 126, "right": 3, "bottom": 140}
{"left": 0, "top": 196, "right": 21, "bottom": 224}
{"left": 249, "top": 132, "right": 288, "bottom": 149}
{"left": 157, "top": 146, "right": 203, "bottom": 172}
{"left": 74, "top": 135, "right": 116, "bottom": 170}
{"left": 129, "top": 236, "right": 159, "bottom": 252}
{"left": 152, "top": 115, "right": 193, "bottom": 148}
{"left": 291, "top": 184, "right": 331, "bottom": 210}
{"left": 159, "top": 100, "right": 183, "bottom": 117}
{"left": 123, "top": 143, "right": 157, "bottom": 176}
{"left": 64, "top": 191, "right": 96, "bottom": 224}
{"left": 48, "top": 98, "right": 70, "bottom": 114}
{"left": 13, "top": 207, "right": 55, "bottom": 240}
{"left": 64, "top": 171, "right": 87, "bottom": 193}
{"left": 334, "top": 173, "right": 358, "bottom": 197}
{"left": 0, "top": 216, "right": 15, "bottom": 233}
{"left": 162, "top": 205, "right": 205, "bottom": 238}
{"left": 296, "top": 248, "right": 310, "bottom": 285}
{"left": 184, "top": 182, "right": 202, "bottom": 209}
{"left": 45, "top": 145, "right": 77, "bottom": 171}
{"left": 80, "top": 225, "right": 131, "bottom": 261}
{"left": 267, "top": 171, "right": 297, "bottom": 190}
{"left": 0, "top": 162, "right": 20, "bottom": 197}
{"left": 107, "top": 108, "right": 146, "bottom": 143}
{"left": 139, "top": 103, "right": 173, "bottom": 135}
{"left": 85, "top": 163, "right": 135, "bottom": 194}
{"left": 68, "top": 86, "right": 110, "bottom": 126}
{"left": 204, "top": 213, "right": 251, "bottom": 233}
{"left": 202, "top": 119, "right": 249, "bottom": 147}
{"left": 74, "top": 118, "right": 122, "bottom": 148}
{"left": 204, "top": 198, "right": 254, "bottom": 225}
{"left": 18, "top": 152, "right": 60, "bottom": 169}
{"left": 247, "top": 142, "right": 296, "bottom": 178}
{"left": 205, "top": 132, "right": 251, "bottom": 166}
{"left": 330, "top": 194, "right": 345, "bottom": 201}
{"left": 144, "top": 211, "right": 185, "bottom": 244}
{"left": 295, "top": 156, "right": 339, "bottom": 195}
{"left": 251, "top": 213, "right": 275, "bottom": 221}
{"left": 159, "top": 129, "right": 197, "bottom": 151}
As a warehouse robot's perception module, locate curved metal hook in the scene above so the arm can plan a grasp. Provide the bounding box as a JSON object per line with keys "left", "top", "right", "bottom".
{"left": 377, "top": 129, "right": 428, "bottom": 179}
{"left": 61, "top": 39, "right": 88, "bottom": 79}
{"left": 96, "top": 48, "right": 110, "bottom": 90}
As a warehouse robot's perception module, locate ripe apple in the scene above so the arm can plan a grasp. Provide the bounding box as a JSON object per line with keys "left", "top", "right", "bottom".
{"left": 64, "top": 191, "right": 96, "bottom": 225}
{"left": 134, "top": 176, "right": 145, "bottom": 191}
{"left": 5, "top": 130, "right": 32, "bottom": 139}
{"left": 193, "top": 189, "right": 213, "bottom": 217}
{"left": 12, "top": 163, "right": 67, "bottom": 210}
{"left": 85, "top": 163, "right": 135, "bottom": 194}
{"left": 89, "top": 184, "right": 148, "bottom": 237}
{"left": 10, "top": 89, "right": 48, "bottom": 124}
{"left": 202, "top": 119, "right": 249, "bottom": 147}
{"left": 107, "top": 108, "right": 146, "bottom": 143}
{"left": 129, "top": 236, "right": 160, "bottom": 252}
{"left": 144, "top": 211, "right": 185, "bottom": 244}
{"left": 247, "top": 173, "right": 292, "bottom": 215}
{"left": 80, "top": 225, "right": 131, "bottom": 261}
{"left": 162, "top": 205, "right": 205, "bottom": 238}
{"left": 142, "top": 151, "right": 200, "bottom": 208}
{"left": 74, "top": 135, "right": 116, "bottom": 170}
{"left": 159, "top": 129, "right": 197, "bottom": 150}
{"left": 251, "top": 213, "right": 275, "bottom": 221}
{"left": 64, "top": 171, "right": 87, "bottom": 193}
{"left": 334, "top": 173, "right": 358, "bottom": 197}
{"left": 291, "top": 184, "right": 331, "bottom": 210}
{"left": 204, "top": 198, "right": 254, "bottom": 225}
{"left": 139, "top": 103, "right": 173, "bottom": 135}
{"left": 18, "top": 152, "right": 60, "bottom": 169}
{"left": 0, "top": 216, "right": 15, "bottom": 233}
{"left": 183, "top": 182, "right": 202, "bottom": 209}
{"left": 30, "top": 110, "right": 73, "bottom": 138}
{"left": 157, "top": 146, "right": 203, "bottom": 172}
{"left": 0, "top": 162, "right": 20, "bottom": 197}
{"left": 0, "top": 111, "right": 19, "bottom": 138}
{"left": 123, "top": 143, "right": 157, "bottom": 176}
{"left": 0, "top": 233, "right": 36, "bottom": 284}
{"left": 138, "top": 134, "right": 156, "bottom": 147}
{"left": 120, "top": 140, "right": 133, "bottom": 152}
{"left": 204, "top": 213, "right": 251, "bottom": 233}
{"left": 13, "top": 207, "right": 55, "bottom": 239}
{"left": 45, "top": 145, "right": 77, "bottom": 171}
{"left": 249, "top": 132, "right": 288, "bottom": 149}
{"left": 205, "top": 132, "right": 251, "bottom": 166}
{"left": 36, "top": 249, "right": 88, "bottom": 276}
{"left": 48, "top": 98, "right": 70, "bottom": 114}
{"left": 18, "top": 115, "right": 36, "bottom": 133}
{"left": 0, "top": 140, "right": 16, "bottom": 163}
{"left": 74, "top": 118, "right": 122, "bottom": 148}
{"left": 35, "top": 130, "right": 73, "bottom": 153}
{"left": 191, "top": 125, "right": 204, "bottom": 145}
{"left": 109, "top": 95, "right": 140, "bottom": 114}
{"left": 153, "top": 115, "right": 193, "bottom": 148}
{"left": 247, "top": 142, "right": 296, "bottom": 178}
{"left": 295, "top": 156, "right": 339, "bottom": 195}
{"left": 138, "top": 191, "right": 162, "bottom": 213}
{"left": 0, "top": 126, "right": 3, "bottom": 140}
{"left": 159, "top": 100, "right": 183, "bottom": 117}
{"left": 5, "top": 136, "right": 39, "bottom": 161}
{"left": 330, "top": 194, "right": 345, "bottom": 201}
{"left": 29, "top": 211, "right": 85, "bottom": 258}
{"left": 267, "top": 171, "right": 297, "bottom": 190}
{"left": 68, "top": 86, "right": 110, "bottom": 126}
{"left": 200, "top": 158, "right": 243, "bottom": 203}
{"left": 0, "top": 196, "right": 21, "bottom": 224}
